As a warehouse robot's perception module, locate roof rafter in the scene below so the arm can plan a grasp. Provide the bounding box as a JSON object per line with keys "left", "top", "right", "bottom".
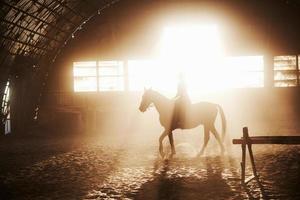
{"left": 1, "top": 1, "right": 68, "bottom": 34}
{"left": 1, "top": 18, "right": 61, "bottom": 43}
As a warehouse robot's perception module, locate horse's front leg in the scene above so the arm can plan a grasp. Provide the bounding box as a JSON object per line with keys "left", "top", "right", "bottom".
{"left": 159, "top": 130, "right": 169, "bottom": 158}
{"left": 168, "top": 132, "right": 176, "bottom": 157}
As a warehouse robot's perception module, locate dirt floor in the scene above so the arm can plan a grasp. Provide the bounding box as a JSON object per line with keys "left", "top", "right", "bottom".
{"left": 0, "top": 132, "right": 300, "bottom": 200}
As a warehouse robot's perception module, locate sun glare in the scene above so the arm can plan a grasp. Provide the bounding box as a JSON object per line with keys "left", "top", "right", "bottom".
{"left": 128, "top": 24, "right": 226, "bottom": 96}
{"left": 160, "top": 24, "right": 223, "bottom": 62}
{"left": 74, "top": 24, "right": 264, "bottom": 94}
{"left": 157, "top": 24, "right": 263, "bottom": 95}
{"left": 158, "top": 24, "right": 225, "bottom": 94}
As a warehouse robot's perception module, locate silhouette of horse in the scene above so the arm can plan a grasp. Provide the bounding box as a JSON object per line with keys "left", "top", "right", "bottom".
{"left": 139, "top": 88, "right": 226, "bottom": 158}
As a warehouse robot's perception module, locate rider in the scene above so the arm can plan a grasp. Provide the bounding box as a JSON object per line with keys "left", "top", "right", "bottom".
{"left": 172, "top": 73, "right": 191, "bottom": 129}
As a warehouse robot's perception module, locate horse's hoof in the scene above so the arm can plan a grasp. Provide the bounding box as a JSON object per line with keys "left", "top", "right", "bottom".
{"left": 168, "top": 153, "right": 175, "bottom": 159}
{"left": 220, "top": 148, "right": 226, "bottom": 156}
{"left": 197, "top": 150, "right": 204, "bottom": 157}
{"left": 197, "top": 153, "right": 204, "bottom": 158}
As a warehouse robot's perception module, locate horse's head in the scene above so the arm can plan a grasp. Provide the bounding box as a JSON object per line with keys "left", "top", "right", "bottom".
{"left": 139, "top": 88, "right": 154, "bottom": 112}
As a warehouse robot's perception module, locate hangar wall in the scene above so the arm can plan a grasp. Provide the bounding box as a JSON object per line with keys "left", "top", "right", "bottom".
{"left": 2, "top": 0, "right": 300, "bottom": 136}
{"left": 38, "top": 86, "right": 300, "bottom": 140}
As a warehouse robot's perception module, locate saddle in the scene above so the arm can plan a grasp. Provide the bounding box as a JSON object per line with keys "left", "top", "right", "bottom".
{"left": 172, "top": 98, "right": 191, "bottom": 129}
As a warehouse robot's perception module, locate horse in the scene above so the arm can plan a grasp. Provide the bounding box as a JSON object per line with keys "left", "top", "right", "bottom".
{"left": 139, "top": 88, "right": 226, "bottom": 158}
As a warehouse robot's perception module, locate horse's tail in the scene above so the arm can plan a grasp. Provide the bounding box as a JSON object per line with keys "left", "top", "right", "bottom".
{"left": 217, "top": 104, "right": 226, "bottom": 142}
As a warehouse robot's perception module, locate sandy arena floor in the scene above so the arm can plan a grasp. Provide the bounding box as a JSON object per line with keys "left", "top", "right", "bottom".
{"left": 0, "top": 133, "right": 299, "bottom": 200}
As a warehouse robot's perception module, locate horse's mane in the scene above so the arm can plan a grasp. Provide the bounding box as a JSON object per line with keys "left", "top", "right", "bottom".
{"left": 150, "top": 90, "right": 173, "bottom": 101}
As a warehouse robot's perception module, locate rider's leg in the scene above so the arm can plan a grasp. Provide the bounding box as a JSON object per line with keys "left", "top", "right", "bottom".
{"left": 172, "top": 101, "right": 179, "bottom": 129}
{"left": 168, "top": 132, "right": 176, "bottom": 155}
{"left": 199, "top": 125, "right": 210, "bottom": 156}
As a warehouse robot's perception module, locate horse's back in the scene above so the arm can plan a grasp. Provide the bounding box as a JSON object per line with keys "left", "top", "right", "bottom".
{"left": 189, "top": 102, "right": 218, "bottom": 122}
{"left": 193, "top": 102, "right": 218, "bottom": 112}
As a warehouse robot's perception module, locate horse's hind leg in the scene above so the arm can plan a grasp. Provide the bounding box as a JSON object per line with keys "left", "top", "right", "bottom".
{"left": 210, "top": 125, "right": 225, "bottom": 154}
{"left": 168, "top": 132, "right": 176, "bottom": 157}
{"left": 198, "top": 126, "right": 210, "bottom": 156}
{"left": 159, "top": 130, "right": 169, "bottom": 158}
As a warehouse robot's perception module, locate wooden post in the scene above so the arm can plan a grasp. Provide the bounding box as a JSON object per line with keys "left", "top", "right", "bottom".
{"left": 243, "top": 127, "right": 259, "bottom": 183}
{"left": 241, "top": 142, "right": 246, "bottom": 184}
{"left": 296, "top": 55, "right": 299, "bottom": 86}
{"left": 248, "top": 143, "right": 259, "bottom": 178}
{"left": 241, "top": 127, "right": 248, "bottom": 184}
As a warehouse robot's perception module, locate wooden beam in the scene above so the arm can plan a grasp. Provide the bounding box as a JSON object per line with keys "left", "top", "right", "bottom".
{"left": 1, "top": 1, "right": 68, "bottom": 34}
{"left": 233, "top": 136, "right": 300, "bottom": 145}
{"left": 244, "top": 175, "right": 256, "bottom": 184}
{"left": 1, "top": 19, "right": 61, "bottom": 43}
{"left": 30, "top": 0, "right": 77, "bottom": 27}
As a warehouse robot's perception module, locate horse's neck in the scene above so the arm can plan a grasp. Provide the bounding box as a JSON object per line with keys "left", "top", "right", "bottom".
{"left": 152, "top": 92, "right": 172, "bottom": 116}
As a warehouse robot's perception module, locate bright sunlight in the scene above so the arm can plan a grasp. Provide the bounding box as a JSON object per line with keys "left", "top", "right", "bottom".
{"left": 159, "top": 24, "right": 224, "bottom": 94}
{"left": 74, "top": 24, "right": 264, "bottom": 94}
{"left": 128, "top": 24, "right": 263, "bottom": 95}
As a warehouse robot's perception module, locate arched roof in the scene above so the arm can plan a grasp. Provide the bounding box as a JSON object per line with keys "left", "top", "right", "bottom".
{"left": 2, "top": 0, "right": 300, "bottom": 132}
{"left": 0, "top": 0, "right": 120, "bottom": 81}
{"left": 2, "top": 0, "right": 300, "bottom": 84}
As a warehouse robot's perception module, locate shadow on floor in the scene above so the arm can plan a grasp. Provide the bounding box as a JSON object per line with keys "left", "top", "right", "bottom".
{"left": 132, "top": 156, "right": 240, "bottom": 200}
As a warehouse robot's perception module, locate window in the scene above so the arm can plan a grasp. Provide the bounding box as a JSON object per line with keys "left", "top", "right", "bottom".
{"left": 274, "top": 55, "right": 299, "bottom": 87}
{"left": 1, "top": 81, "right": 11, "bottom": 134}
{"left": 223, "top": 56, "right": 264, "bottom": 88}
{"left": 73, "top": 56, "right": 264, "bottom": 93}
{"left": 98, "top": 61, "right": 124, "bottom": 91}
{"left": 128, "top": 60, "right": 177, "bottom": 92}
{"left": 73, "top": 61, "right": 125, "bottom": 92}
{"left": 73, "top": 61, "right": 97, "bottom": 92}
{"left": 128, "top": 56, "right": 264, "bottom": 94}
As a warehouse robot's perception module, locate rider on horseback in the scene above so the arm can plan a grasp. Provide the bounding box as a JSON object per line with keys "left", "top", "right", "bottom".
{"left": 173, "top": 73, "right": 191, "bottom": 129}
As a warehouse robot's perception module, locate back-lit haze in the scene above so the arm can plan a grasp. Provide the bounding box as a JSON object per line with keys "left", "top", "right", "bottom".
{"left": 74, "top": 24, "right": 264, "bottom": 97}
{"left": 2, "top": 1, "right": 300, "bottom": 199}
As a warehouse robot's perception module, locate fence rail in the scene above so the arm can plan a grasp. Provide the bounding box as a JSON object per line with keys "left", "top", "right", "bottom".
{"left": 233, "top": 136, "right": 300, "bottom": 144}
{"left": 232, "top": 127, "right": 300, "bottom": 185}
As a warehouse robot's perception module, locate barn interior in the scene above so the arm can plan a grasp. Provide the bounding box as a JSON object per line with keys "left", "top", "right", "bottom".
{"left": 1, "top": 0, "right": 300, "bottom": 199}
